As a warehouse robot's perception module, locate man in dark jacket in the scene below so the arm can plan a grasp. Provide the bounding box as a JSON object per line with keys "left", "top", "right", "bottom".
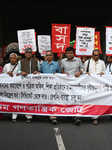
{"left": 17, "top": 47, "right": 40, "bottom": 123}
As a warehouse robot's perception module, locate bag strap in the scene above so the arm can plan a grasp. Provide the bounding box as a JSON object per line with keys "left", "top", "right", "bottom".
{"left": 109, "top": 64, "right": 111, "bottom": 72}
{"left": 11, "top": 63, "right": 18, "bottom": 73}
{"left": 86, "top": 59, "right": 90, "bottom": 72}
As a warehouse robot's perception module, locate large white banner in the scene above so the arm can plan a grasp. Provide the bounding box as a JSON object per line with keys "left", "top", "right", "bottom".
{"left": 38, "top": 35, "right": 51, "bottom": 56}
{"left": 76, "top": 27, "right": 95, "bottom": 55}
{"left": 106, "top": 27, "right": 112, "bottom": 55}
{"left": 17, "top": 29, "right": 37, "bottom": 54}
{"left": 0, "top": 74, "right": 112, "bottom": 116}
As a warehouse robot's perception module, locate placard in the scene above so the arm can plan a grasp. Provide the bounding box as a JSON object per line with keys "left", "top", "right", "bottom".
{"left": 17, "top": 29, "right": 36, "bottom": 54}
{"left": 76, "top": 27, "right": 95, "bottom": 55}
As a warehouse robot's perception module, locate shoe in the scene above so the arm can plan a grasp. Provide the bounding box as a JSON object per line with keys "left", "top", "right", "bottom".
{"left": 67, "top": 117, "right": 72, "bottom": 121}
{"left": 93, "top": 119, "right": 98, "bottom": 125}
{"left": 44, "top": 116, "right": 49, "bottom": 122}
{"left": 45, "top": 118, "right": 49, "bottom": 122}
{"left": 26, "top": 119, "right": 31, "bottom": 123}
{"left": 0, "top": 114, "right": 3, "bottom": 119}
{"left": 75, "top": 119, "right": 81, "bottom": 125}
{"left": 12, "top": 119, "right": 17, "bottom": 123}
{"left": 51, "top": 119, "right": 57, "bottom": 124}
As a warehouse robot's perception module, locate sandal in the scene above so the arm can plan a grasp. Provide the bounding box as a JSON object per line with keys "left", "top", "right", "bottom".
{"left": 93, "top": 119, "right": 98, "bottom": 125}
{"left": 26, "top": 119, "right": 31, "bottom": 123}
{"left": 12, "top": 119, "right": 17, "bottom": 123}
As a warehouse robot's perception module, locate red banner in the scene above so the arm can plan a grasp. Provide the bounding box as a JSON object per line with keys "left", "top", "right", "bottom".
{"left": 52, "top": 24, "right": 71, "bottom": 53}
{"left": 0, "top": 102, "right": 112, "bottom": 116}
{"left": 94, "top": 31, "right": 102, "bottom": 53}
{"left": 2, "top": 46, "right": 7, "bottom": 58}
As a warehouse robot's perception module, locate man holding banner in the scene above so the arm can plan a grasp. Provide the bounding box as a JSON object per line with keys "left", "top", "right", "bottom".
{"left": 3, "top": 53, "right": 18, "bottom": 77}
{"left": 2, "top": 53, "right": 18, "bottom": 122}
{"left": 84, "top": 49, "right": 106, "bottom": 125}
{"left": 40, "top": 50, "right": 61, "bottom": 124}
{"left": 17, "top": 47, "right": 40, "bottom": 123}
{"left": 84, "top": 49, "right": 105, "bottom": 76}
{"left": 61, "top": 47, "right": 83, "bottom": 125}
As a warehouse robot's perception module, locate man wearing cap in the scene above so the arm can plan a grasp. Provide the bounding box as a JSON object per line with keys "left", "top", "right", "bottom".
{"left": 17, "top": 47, "right": 40, "bottom": 123}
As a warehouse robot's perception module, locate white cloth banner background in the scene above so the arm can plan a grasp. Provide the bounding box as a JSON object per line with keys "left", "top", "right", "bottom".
{"left": 17, "top": 29, "right": 37, "bottom": 53}
{"left": 76, "top": 27, "right": 95, "bottom": 55}
{"left": 0, "top": 74, "right": 112, "bottom": 116}
{"left": 38, "top": 35, "right": 51, "bottom": 56}
{"left": 106, "top": 27, "right": 112, "bottom": 55}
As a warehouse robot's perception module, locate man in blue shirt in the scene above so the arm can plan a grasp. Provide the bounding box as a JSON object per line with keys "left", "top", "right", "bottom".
{"left": 40, "top": 50, "right": 61, "bottom": 124}
{"left": 40, "top": 53, "right": 61, "bottom": 74}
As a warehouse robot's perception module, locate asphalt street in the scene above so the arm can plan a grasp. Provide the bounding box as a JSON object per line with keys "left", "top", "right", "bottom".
{"left": 0, "top": 114, "right": 112, "bottom": 150}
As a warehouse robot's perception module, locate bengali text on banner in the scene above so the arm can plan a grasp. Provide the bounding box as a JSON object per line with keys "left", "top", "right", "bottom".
{"left": 0, "top": 74, "right": 112, "bottom": 117}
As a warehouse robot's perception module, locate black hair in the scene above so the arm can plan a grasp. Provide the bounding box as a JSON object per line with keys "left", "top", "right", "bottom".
{"left": 109, "top": 56, "right": 112, "bottom": 59}
{"left": 46, "top": 50, "right": 53, "bottom": 55}
{"left": 65, "top": 47, "right": 74, "bottom": 53}
{"left": 25, "top": 47, "right": 32, "bottom": 53}
{"left": 33, "top": 51, "right": 42, "bottom": 60}
{"left": 92, "top": 49, "right": 100, "bottom": 55}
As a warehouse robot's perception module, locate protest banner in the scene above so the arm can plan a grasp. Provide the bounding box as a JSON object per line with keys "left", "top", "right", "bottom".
{"left": 52, "top": 24, "right": 71, "bottom": 53}
{"left": 106, "top": 26, "right": 112, "bottom": 55}
{"left": 0, "top": 47, "right": 3, "bottom": 63}
{"left": 74, "top": 32, "right": 101, "bottom": 54}
{"left": 0, "top": 74, "right": 112, "bottom": 117}
{"left": 94, "top": 31, "right": 102, "bottom": 53}
{"left": 17, "top": 29, "right": 37, "bottom": 54}
{"left": 76, "top": 27, "right": 95, "bottom": 55}
{"left": 2, "top": 46, "right": 7, "bottom": 58}
{"left": 38, "top": 35, "right": 51, "bottom": 56}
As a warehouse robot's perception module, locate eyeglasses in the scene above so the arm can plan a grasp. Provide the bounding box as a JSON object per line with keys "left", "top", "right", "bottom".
{"left": 46, "top": 54, "right": 52, "bottom": 56}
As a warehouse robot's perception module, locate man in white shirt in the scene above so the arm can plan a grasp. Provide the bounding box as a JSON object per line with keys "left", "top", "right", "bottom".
{"left": 84, "top": 50, "right": 105, "bottom": 75}
{"left": 84, "top": 49, "right": 106, "bottom": 125}
{"left": 2, "top": 53, "right": 18, "bottom": 123}
{"left": 106, "top": 56, "right": 112, "bottom": 75}
{"left": 3, "top": 53, "right": 18, "bottom": 76}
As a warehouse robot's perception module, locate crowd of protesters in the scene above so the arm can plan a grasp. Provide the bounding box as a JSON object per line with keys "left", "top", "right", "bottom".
{"left": 0, "top": 47, "right": 112, "bottom": 125}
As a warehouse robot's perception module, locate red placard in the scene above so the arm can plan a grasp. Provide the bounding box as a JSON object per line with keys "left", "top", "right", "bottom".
{"left": 94, "top": 31, "right": 102, "bottom": 53}
{"left": 2, "top": 46, "right": 7, "bottom": 58}
{"left": 52, "top": 24, "right": 71, "bottom": 53}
